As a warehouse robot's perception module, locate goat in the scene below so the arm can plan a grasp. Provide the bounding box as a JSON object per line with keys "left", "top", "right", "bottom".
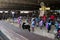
{"left": 22, "top": 22, "right": 30, "bottom": 32}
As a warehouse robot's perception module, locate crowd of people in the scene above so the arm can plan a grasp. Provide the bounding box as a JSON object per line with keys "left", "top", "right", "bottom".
{"left": 17, "top": 14, "right": 60, "bottom": 34}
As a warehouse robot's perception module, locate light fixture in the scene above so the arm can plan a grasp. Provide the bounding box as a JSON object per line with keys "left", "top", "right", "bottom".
{"left": 20, "top": 11, "right": 29, "bottom": 13}
{"left": 4, "top": 11, "right": 8, "bottom": 13}
{"left": 11, "top": 11, "right": 15, "bottom": 14}
{"left": 0, "top": 11, "right": 3, "bottom": 13}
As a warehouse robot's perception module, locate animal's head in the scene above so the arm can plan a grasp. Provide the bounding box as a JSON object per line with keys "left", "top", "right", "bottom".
{"left": 23, "top": 22, "right": 25, "bottom": 25}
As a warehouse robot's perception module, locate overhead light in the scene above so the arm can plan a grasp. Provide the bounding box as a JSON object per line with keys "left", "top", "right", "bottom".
{"left": 11, "top": 11, "right": 15, "bottom": 14}
{"left": 4, "top": 11, "right": 8, "bottom": 13}
{"left": 20, "top": 11, "right": 29, "bottom": 13}
{"left": 0, "top": 11, "right": 3, "bottom": 13}
{"left": 24, "top": 11, "right": 29, "bottom": 13}
{"left": 20, "top": 11, "right": 24, "bottom": 13}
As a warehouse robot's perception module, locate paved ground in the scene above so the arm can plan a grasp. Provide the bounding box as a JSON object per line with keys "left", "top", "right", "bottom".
{"left": 0, "top": 37, "right": 3, "bottom": 40}
{"left": 10, "top": 22, "right": 55, "bottom": 39}
{"left": 0, "top": 31, "right": 9, "bottom": 40}
{"left": 0, "top": 20, "right": 54, "bottom": 40}
{"left": 6, "top": 19, "right": 55, "bottom": 39}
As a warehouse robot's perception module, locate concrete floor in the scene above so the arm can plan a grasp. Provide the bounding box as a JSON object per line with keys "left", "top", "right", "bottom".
{"left": 0, "top": 20, "right": 54, "bottom": 40}
{"left": 4, "top": 19, "right": 55, "bottom": 40}
{"left": 6, "top": 19, "right": 55, "bottom": 39}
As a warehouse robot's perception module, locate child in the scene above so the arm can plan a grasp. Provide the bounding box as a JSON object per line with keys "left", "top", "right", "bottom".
{"left": 47, "top": 20, "right": 51, "bottom": 33}
{"left": 31, "top": 19, "right": 35, "bottom": 32}
{"left": 57, "top": 22, "right": 60, "bottom": 32}
{"left": 18, "top": 16, "right": 22, "bottom": 28}
{"left": 55, "top": 21, "right": 59, "bottom": 30}
{"left": 56, "top": 23, "right": 60, "bottom": 38}
{"left": 46, "top": 22, "right": 48, "bottom": 29}
{"left": 39, "top": 20, "right": 43, "bottom": 29}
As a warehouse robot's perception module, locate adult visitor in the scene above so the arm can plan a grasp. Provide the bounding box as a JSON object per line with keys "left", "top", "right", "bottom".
{"left": 42, "top": 14, "right": 46, "bottom": 26}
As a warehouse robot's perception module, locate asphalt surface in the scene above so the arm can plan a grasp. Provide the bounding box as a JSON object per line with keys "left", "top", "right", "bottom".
{"left": 0, "top": 20, "right": 54, "bottom": 40}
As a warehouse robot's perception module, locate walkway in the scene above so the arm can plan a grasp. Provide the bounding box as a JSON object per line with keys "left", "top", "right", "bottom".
{"left": 6, "top": 19, "right": 55, "bottom": 39}
{"left": 0, "top": 20, "right": 54, "bottom": 40}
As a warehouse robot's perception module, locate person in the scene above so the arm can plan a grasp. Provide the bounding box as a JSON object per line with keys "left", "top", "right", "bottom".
{"left": 50, "top": 15, "right": 55, "bottom": 21}
{"left": 56, "top": 24, "right": 60, "bottom": 39}
{"left": 42, "top": 14, "right": 46, "bottom": 26}
{"left": 55, "top": 21, "right": 59, "bottom": 30}
{"left": 50, "top": 15, "right": 55, "bottom": 25}
{"left": 31, "top": 19, "right": 35, "bottom": 32}
{"left": 39, "top": 19, "right": 43, "bottom": 29}
{"left": 47, "top": 20, "right": 51, "bottom": 33}
{"left": 27, "top": 17, "right": 31, "bottom": 24}
{"left": 31, "top": 18, "right": 35, "bottom": 22}
{"left": 57, "top": 22, "right": 60, "bottom": 32}
{"left": 46, "top": 21, "right": 48, "bottom": 30}
{"left": 35, "top": 17, "right": 40, "bottom": 27}
{"left": 18, "top": 16, "right": 22, "bottom": 28}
